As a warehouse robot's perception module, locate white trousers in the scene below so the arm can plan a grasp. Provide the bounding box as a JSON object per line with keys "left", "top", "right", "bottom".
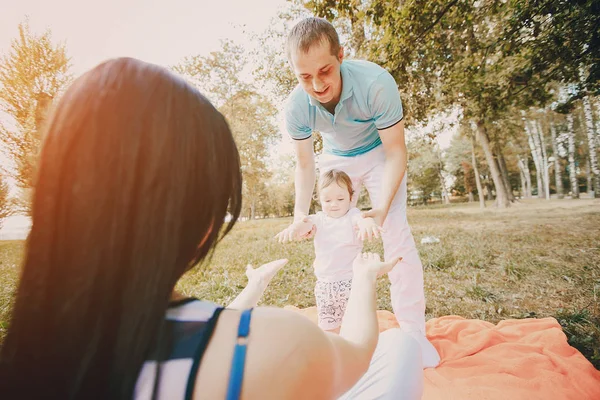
{"left": 339, "top": 329, "right": 424, "bottom": 400}
{"left": 318, "top": 145, "right": 425, "bottom": 333}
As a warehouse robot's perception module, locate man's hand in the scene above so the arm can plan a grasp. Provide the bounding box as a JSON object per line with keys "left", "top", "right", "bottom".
{"left": 355, "top": 216, "right": 384, "bottom": 241}
{"left": 361, "top": 208, "right": 388, "bottom": 230}
{"left": 274, "top": 216, "right": 315, "bottom": 243}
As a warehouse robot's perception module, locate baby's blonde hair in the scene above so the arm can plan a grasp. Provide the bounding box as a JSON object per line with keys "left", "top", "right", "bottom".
{"left": 319, "top": 169, "right": 354, "bottom": 198}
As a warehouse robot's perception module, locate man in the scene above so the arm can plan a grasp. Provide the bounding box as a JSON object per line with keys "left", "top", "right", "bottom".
{"left": 277, "top": 17, "right": 440, "bottom": 368}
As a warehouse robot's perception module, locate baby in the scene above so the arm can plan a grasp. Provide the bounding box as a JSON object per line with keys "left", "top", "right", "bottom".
{"left": 278, "top": 169, "right": 381, "bottom": 332}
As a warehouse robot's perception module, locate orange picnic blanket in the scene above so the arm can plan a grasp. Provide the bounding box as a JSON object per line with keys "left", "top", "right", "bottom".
{"left": 285, "top": 306, "right": 600, "bottom": 400}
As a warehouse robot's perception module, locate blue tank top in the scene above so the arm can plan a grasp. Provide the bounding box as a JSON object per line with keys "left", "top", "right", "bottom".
{"left": 134, "top": 299, "right": 252, "bottom": 400}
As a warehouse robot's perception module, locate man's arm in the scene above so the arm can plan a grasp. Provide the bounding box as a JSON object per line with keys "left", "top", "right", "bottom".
{"left": 274, "top": 136, "right": 316, "bottom": 243}
{"left": 293, "top": 136, "right": 316, "bottom": 221}
{"left": 363, "top": 69, "right": 407, "bottom": 228}
{"left": 362, "top": 120, "right": 407, "bottom": 227}
{"left": 377, "top": 120, "right": 407, "bottom": 221}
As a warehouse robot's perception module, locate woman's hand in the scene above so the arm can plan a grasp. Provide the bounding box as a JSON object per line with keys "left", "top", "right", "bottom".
{"left": 228, "top": 259, "right": 288, "bottom": 309}
{"left": 352, "top": 252, "right": 400, "bottom": 280}
{"left": 245, "top": 259, "right": 288, "bottom": 287}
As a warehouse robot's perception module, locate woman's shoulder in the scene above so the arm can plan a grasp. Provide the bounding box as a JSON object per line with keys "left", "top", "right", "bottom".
{"left": 193, "top": 307, "right": 337, "bottom": 399}
{"left": 166, "top": 298, "right": 221, "bottom": 321}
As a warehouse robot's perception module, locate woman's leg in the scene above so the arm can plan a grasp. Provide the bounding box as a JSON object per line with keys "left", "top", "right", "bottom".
{"left": 338, "top": 329, "right": 424, "bottom": 400}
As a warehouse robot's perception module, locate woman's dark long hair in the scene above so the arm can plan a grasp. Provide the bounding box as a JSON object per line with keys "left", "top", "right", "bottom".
{"left": 0, "top": 58, "right": 242, "bottom": 399}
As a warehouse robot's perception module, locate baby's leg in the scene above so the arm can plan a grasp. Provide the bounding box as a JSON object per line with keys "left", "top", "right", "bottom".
{"left": 314, "top": 279, "right": 352, "bottom": 332}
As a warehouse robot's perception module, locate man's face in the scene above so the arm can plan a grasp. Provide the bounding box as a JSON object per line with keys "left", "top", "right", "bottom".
{"left": 290, "top": 40, "right": 344, "bottom": 107}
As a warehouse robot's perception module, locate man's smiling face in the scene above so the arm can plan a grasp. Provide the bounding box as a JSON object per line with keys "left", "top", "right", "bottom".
{"left": 290, "top": 39, "right": 344, "bottom": 109}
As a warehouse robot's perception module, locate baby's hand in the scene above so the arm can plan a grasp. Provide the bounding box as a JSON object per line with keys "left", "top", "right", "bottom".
{"left": 274, "top": 217, "right": 315, "bottom": 243}
{"left": 355, "top": 216, "right": 384, "bottom": 241}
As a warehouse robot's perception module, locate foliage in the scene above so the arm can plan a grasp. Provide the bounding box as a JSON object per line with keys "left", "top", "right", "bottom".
{"left": 174, "top": 41, "right": 280, "bottom": 219}
{"left": 0, "top": 175, "right": 11, "bottom": 230}
{"left": 407, "top": 136, "right": 443, "bottom": 204}
{"left": 0, "top": 20, "right": 71, "bottom": 213}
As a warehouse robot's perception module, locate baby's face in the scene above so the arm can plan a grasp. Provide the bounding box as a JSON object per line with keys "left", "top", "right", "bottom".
{"left": 320, "top": 182, "right": 351, "bottom": 218}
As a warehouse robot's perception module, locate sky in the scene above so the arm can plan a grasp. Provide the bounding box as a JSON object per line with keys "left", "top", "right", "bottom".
{"left": 0, "top": 0, "right": 295, "bottom": 189}
{"left": 0, "top": 0, "right": 288, "bottom": 75}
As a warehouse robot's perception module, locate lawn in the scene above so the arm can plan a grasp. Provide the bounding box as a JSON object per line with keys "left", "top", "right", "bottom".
{"left": 1, "top": 198, "right": 599, "bottom": 368}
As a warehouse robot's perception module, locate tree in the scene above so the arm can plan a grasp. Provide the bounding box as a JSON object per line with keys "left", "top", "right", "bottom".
{"left": 549, "top": 118, "right": 564, "bottom": 198}
{"left": 173, "top": 40, "right": 249, "bottom": 108}
{"left": 470, "top": 135, "right": 486, "bottom": 208}
{"left": 0, "top": 20, "right": 71, "bottom": 198}
{"left": 407, "top": 136, "right": 443, "bottom": 205}
{"left": 445, "top": 130, "right": 479, "bottom": 203}
{"left": 566, "top": 113, "right": 580, "bottom": 198}
{"left": 524, "top": 116, "right": 545, "bottom": 198}
{"left": 222, "top": 91, "right": 278, "bottom": 219}
{"left": 504, "top": 0, "right": 600, "bottom": 99}
{"left": 581, "top": 88, "right": 600, "bottom": 196}
{"left": 251, "top": 4, "right": 311, "bottom": 104}
{"left": 174, "top": 41, "right": 279, "bottom": 219}
{"left": 0, "top": 175, "right": 11, "bottom": 231}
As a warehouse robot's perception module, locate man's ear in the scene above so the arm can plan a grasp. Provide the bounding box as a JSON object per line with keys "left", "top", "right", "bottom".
{"left": 338, "top": 46, "right": 344, "bottom": 62}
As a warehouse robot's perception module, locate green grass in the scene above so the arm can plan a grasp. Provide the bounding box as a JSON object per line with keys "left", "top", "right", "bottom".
{"left": 1, "top": 198, "right": 599, "bottom": 368}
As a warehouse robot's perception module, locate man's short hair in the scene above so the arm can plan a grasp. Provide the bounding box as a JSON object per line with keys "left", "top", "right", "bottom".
{"left": 286, "top": 17, "right": 341, "bottom": 60}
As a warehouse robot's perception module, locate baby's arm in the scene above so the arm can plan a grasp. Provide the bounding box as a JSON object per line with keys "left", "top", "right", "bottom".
{"left": 275, "top": 214, "right": 317, "bottom": 243}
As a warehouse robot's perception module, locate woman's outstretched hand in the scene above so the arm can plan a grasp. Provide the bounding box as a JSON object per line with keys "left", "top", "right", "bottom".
{"left": 352, "top": 252, "right": 401, "bottom": 279}
{"left": 245, "top": 259, "right": 288, "bottom": 287}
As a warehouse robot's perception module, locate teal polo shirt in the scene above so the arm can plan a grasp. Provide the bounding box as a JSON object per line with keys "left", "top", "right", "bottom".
{"left": 284, "top": 60, "right": 404, "bottom": 157}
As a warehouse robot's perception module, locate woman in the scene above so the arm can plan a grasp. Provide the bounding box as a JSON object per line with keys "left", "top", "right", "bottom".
{"left": 0, "top": 58, "right": 423, "bottom": 399}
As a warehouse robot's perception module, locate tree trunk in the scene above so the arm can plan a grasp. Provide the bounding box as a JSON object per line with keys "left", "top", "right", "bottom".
{"left": 524, "top": 119, "right": 544, "bottom": 198}
{"left": 582, "top": 95, "right": 600, "bottom": 197}
{"left": 517, "top": 157, "right": 532, "bottom": 198}
{"left": 471, "top": 134, "right": 486, "bottom": 208}
{"left": 438, "top": 171, "right": 450, "bottom": 205}
{"left": 250, "top": 201, "right": 256, "bottom": 220}
{"left": 586, "top": 157, "right": 593, "bottom": 196}
{"left": 486, "top": 183, "right": 494, "bottom": 201}
{"left": 476, "top": 120, "right": 509, "bottom": 208}
{"left": 496, "top": 148, "right": 515, "bottom": 202}
{"left": 468, "top": 191, "right": 474, "bottom": 202}
{"left": 518, "top": 167, "right": 525, "bottom": 198}
{"left": 567, "top": 114, "right": 579, "bottom": 199}
{"left": 550, "top": 122, "right": 564, "bottom": 199}
{"left": 534, "top": 120, "right": 550, "bottom": 200}
{"left": 594, "top": 97, "right": 600, "bottom": 150}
